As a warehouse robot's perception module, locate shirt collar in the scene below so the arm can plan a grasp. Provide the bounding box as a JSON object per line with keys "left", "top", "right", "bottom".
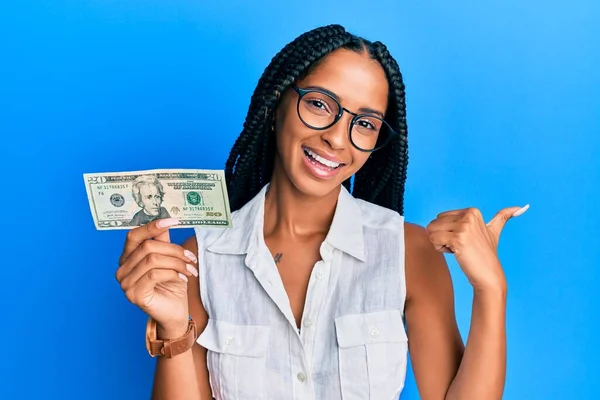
{"left": 206, "top": 184, "right": 365, "bottom": 262}
{"left": 205, "top": 184, "right": 267, "bottom": 256}
{"left": 323, "top": 185, "right": 365, "bottom": 261}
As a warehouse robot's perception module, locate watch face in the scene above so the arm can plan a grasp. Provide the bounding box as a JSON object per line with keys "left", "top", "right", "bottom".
{"left": 145, "top": 316, "right": 159, "bottom": 357}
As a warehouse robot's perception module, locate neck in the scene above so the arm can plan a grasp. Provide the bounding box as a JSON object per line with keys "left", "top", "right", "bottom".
{"left": 264, "top": 158, "right": 340, "bottom": 240}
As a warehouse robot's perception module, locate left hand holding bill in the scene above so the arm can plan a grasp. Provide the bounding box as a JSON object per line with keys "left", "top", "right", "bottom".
{"left": 426, "top": 204, "right": 530, "bottom": 291}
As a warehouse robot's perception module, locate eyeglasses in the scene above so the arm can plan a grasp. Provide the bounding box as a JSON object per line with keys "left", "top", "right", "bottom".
{"left": 291, "top": 85, "right": 398, "bottom": 152}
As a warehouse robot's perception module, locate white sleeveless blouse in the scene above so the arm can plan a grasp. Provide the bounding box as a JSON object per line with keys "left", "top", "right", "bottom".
{"left": 194, "top": 184, "right": 409, "bottom": 400}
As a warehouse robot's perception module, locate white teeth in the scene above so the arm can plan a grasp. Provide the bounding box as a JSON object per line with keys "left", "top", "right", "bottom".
{"left": 305, "top": 148, "right": 341, "bottom": 168}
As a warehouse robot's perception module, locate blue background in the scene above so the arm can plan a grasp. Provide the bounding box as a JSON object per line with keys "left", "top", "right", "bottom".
{"left": 1, "top": 0, "right": 598, "bottom": 399}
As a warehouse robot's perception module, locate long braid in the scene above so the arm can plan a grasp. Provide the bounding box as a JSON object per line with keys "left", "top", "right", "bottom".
{"left": 225, "top": 25, "right": 409, "bottom": 215}
{"left": 353, "top": 41, "right": 409, "bottom": 215}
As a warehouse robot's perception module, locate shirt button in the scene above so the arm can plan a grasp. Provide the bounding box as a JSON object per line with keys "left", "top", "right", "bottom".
{"left": 225, "top": 336, "right": 234, "bottom": 345}
{"left": 315, "top": 271, "right": 324, "bottom": 280}
{"left": 303, "top": 318, "right": 312, "bottom": 327}
{"left": 370, "top": 328, "right": 380, "bottom": 338}
{"left": 297, "top": 372, "right": 307, "bottom": 383}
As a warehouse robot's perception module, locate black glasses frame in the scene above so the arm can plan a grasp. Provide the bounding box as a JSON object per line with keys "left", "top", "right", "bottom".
{"left": 291, "top": 85, "right": 398, "bottom": 152}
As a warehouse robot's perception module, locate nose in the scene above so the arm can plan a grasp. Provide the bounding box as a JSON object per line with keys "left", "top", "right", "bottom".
{"left": 321, "top": 112, "right": 352, "bottom": 150}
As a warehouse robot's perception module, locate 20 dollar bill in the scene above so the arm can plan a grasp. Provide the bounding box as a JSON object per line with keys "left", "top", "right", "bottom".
{"left": 83, "top": 169, "right": 232, "bottom": 230}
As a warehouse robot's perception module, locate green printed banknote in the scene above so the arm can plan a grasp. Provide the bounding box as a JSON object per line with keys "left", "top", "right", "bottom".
{"left": 83, "top": 169, "right": 232, "bottom": 230}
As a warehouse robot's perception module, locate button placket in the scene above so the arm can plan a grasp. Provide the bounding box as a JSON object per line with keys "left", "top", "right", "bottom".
{"left": 256, "top": 253, "right": 298, "bottom": 332}
{"left": 300, "top": 256, "right": 331, "bottom": 375}
{"left": 291, "top": 332, "right": 312, "bottom": 399}
{"left": 296, "top": 371, "right": 307, "bottom": 383}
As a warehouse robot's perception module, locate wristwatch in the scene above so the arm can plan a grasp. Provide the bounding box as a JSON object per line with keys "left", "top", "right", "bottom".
{"left": 145, "top": 316, "right": 197, "bottom": 358}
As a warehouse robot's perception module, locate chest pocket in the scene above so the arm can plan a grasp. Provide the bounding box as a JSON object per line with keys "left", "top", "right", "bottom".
{"left": 197, "top": 319, "right": 270, "bottom": 400}
{"left": 335, "top": 309, "right": 408, "bottom": 400}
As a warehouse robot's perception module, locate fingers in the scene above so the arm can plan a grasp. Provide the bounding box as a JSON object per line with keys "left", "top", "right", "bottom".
{"left": 436, "top": 210, "right": 462, "bottom": 218}
{"left": 437, "top": 208, "right": 472, "bottom": 218}
{"left": 116, "top": 240, "right": 197, "bottom": 282}
{"left": 430, "top": 208, "right": 485, "bottom": 234}
{"left": 427, "top": 213, "right": 470, "bottom": 254}
{"left": 430, "top": 204, "right": 529, "bottom": 256}
{"left": 123, "top": 268, "right": 187, "bottom": 305}
{"left": 119, "top": 252, "right": 198, "bottom": 291}
{"left": 120, "top": 218, "right": 180, "bottom": 264}
{"left": 426, "top": 214, "right": 462, "bottom": 233}
{"left": 428, "top": 230, "right": 456, "bottom": 253}
{"left": 437, "top": 207, "right": 483, "bottom": 221}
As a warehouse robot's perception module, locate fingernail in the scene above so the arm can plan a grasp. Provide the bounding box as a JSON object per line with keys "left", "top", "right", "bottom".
{"left": 157, "top": 218, "right": 180, "bottom": 229}
{"left": 186, "top": 264, "right": 199, "bottom": 277}
{"left": 513, "top": 204, "right": 530, "bottom": 217}
{"left": 184, "top": 250, "right": 198, "bottom": 263}
{"left": 178, "top": 272, "right": 189, "bottom": 283}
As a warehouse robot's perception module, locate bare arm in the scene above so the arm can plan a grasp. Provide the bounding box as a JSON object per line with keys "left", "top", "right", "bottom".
{"left": 404, "top": 222, "right": 464, "bottom": 399}
{"left": 444, "top": 287, "right": 506, "bottom": 400}
{"left": 404, "top": 222, "right": 506, "bottom": 400}
{"left": 151, "top": 236, "right": 213, "bottom": 400}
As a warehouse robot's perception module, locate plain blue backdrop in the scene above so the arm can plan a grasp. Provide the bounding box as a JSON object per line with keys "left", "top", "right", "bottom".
{"left": 1, "top": 0, "right": 599, "bottom": 399}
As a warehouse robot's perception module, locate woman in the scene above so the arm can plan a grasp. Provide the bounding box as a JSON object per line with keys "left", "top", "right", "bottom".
{"left": 116, "top": 24, "right": 528, "bottom": 400}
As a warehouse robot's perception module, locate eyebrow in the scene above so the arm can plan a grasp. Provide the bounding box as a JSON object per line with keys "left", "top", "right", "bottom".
{"left": 304, "top": 85, "right": 385, "bottom": 118}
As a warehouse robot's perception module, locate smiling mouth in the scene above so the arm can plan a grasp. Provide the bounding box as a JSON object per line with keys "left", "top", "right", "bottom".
{"left": 302, "top": 147, "right": 345, "bottom": 169}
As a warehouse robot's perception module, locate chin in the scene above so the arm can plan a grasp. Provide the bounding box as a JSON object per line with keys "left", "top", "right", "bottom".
{"left": 290, "top": 175, "right": 343, "bottom": 199}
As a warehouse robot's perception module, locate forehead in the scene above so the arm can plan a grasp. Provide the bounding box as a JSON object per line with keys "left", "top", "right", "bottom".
{"left": 297, "top": 49, "right": 389, "bottom": 112}
{"left": 139, "top": 184, "right": 158, "bottom": 194}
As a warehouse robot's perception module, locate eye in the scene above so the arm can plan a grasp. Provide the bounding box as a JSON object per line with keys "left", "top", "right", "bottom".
{"left": 310, "top": 100, "right": 326, "bottom": 109}
{"left": 357, "top": 118, "right": 376, "bottom": 130}
{"left": 303, "top": 97, "right": 332, "bottom": 114}
{"left": 353, "top": 116, "right": 384, "bottom": 136}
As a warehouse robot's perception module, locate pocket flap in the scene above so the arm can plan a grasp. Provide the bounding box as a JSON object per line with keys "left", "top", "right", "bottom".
{"left": 197, "top": 319, "right": 270, "bottom": 357}
{"left": 335, "top": 310, "right": 407, "bottom": 348}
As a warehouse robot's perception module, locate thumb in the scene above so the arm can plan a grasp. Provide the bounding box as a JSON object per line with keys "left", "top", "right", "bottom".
{"left": 153, "top": 219, "right": 173, "bottom": 243}
{"left": 154, "top": 229, "right": 171, "bottom": 243}
{"left": 486, "top": 204, "right": 530, "bottom": 239}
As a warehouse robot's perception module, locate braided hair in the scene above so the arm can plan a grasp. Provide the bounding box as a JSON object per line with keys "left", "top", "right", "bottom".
{"left": 225, "top": 24, "right": 409, "bottom": 215}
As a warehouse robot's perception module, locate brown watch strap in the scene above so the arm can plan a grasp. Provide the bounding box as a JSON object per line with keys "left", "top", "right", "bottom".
{"left": 146, "top": 317, "right": 197, "bottom": 358}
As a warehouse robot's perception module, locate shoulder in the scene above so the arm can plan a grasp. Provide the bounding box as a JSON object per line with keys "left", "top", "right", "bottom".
{"left": 404, "top": 221, "right": 433, "bottom": 251}
{"left": 352, "top": 200, "right": 450, "bottom": 300}
{"left": 403, "top": 220, "right": 453, "bottom": 303}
